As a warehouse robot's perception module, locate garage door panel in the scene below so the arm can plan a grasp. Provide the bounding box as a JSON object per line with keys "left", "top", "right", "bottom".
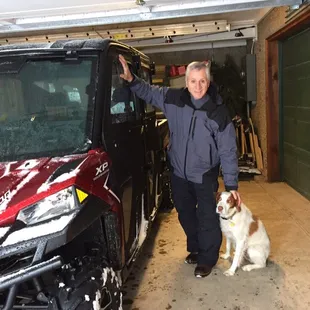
{"left": 281, "top": 72, "right": 310, "bottom": 106}
{"left": 284, "top": 141, "right": 297, "bottom": 154}
{"left": 281, "top": 27, "right": 310, "bottom": 200}
{"left": 283, "top": 152, "right": 297, "bottom": 185}
{"left": 283, "top": 62, "right": 310, "bottom": 79}
{"left": 282, "top": 29, "right": 310, "bottom": 67}
{"left": 296, "top": 107, "right": 310, "bottom": 122}
{"left": 296, "top": 161, "right": 310, "bottom": 200}
{"left": 296, "top": 121, "right": 310, "bottom": 154}
{"left": 295, "top": 147, "right": 310, "bottom": 168}
{"left": 296, "top": 77, "right": 310, "bottom": 107}
{"left": 283, "top": 117, "right": 296, "bottom": 145}
{"left": 282, "top": 69, "right": 310, "bottom": 106}
{"left": 283, "top": 106, "right": 295, "bottom": 118}
{"left": 282, "top": 75, "right": 310, "bottom": 111}
{"left": 282, "top": 81, "right": 296, "bottom": 106}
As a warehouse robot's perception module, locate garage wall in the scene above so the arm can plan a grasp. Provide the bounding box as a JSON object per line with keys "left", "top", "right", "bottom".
{"left": 148, "top": 46, "right": 247, "bottom": 68}
{"left": 254, "top": 7, "right": 287, "bottom": 178}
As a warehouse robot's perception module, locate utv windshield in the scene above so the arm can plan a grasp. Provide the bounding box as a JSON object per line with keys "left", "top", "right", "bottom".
{"left": 0, "top": 55, "right": 97, "bottom": 162}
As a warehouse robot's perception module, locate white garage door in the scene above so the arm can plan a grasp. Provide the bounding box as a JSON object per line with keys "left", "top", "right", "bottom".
{"left": 0, "top": 0, "right": 302, "bottom": 36}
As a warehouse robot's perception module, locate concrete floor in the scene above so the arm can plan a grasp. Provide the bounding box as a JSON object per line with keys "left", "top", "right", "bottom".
{"left": 122, "top": 180, "right": 310, "bottom": 310}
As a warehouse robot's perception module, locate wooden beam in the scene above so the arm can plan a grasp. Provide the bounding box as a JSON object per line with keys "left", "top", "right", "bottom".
{"left": 266, "top": 39, "right": 280, "bottom": 181}
{"left": 267, "top": 6, "right": 310, "bottom": 41}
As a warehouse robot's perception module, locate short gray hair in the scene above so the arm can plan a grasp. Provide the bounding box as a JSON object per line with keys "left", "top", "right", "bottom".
{"left": 185, "top": 61, "right": 211, "bottom": 81}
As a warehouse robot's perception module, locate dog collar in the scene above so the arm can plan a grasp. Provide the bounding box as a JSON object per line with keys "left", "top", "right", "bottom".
{"left": 220, "top": 210, "right": 237, "bottom": 221}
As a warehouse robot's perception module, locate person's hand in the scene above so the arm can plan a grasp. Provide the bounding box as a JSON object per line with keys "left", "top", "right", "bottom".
{"left": 118, "top": 54, "right": 133, "bottom": 82}
{"left": 230, "top": 190, "right": 241, "bottom": 207}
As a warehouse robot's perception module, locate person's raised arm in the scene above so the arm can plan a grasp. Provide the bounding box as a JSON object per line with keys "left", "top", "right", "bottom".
{"left": 119, "top": 54, "right": 169, "bottom": 113}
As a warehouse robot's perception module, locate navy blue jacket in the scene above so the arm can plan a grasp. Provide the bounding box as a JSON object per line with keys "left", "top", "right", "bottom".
{"left": 129, "top": 76, "right": 239, "bottom": 191}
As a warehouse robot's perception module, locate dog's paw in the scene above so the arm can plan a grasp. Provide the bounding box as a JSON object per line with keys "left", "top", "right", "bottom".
{"left": 223, "top": 269, "right": 235, "bottom": 277}
{"left": 220, "top": 253, "right": 230, "bottom": 260}
{"left": 242, "top": 265, "right": 252, "bottom": 272}
{"left": 242, "top": 264, "right": 264, "bottom": 272}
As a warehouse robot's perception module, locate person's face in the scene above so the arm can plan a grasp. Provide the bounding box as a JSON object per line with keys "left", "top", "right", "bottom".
{"left": 186, "top": 69, "right": 210, "bottom": 100}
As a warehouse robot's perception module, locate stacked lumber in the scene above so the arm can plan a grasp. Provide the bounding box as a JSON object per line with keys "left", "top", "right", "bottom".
{"left": 233, "top": 116, "right": 263, "bottom": 175}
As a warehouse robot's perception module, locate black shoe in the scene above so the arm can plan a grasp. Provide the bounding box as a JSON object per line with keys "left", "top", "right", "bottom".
{"left": 184, "top": 252, "right": 198, "bottom": 264}
{"left": 194, "top": 265, "right": 213, "bottom": 278}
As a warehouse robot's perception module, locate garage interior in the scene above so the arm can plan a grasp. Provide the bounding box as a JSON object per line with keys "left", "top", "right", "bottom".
{"left": 1, "top": 0, "right": 310, "bottom": 309}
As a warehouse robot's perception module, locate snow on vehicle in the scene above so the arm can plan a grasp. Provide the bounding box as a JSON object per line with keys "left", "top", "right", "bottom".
{"left": 0, "top": 39, "right": 172, "bottom": 309}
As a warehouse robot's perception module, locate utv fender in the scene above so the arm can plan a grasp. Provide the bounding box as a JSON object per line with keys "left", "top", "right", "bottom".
{"left": 65, "top": 195, "right": 110, "bottom": 241}
{"left": 43, "top": 195, "right": 110, "bottom": 255}
{"left": 0, "top": 195, "right": 123, "bottom": 270}
{"left": 47, "top": 195, "right": 123, "bottom": 269}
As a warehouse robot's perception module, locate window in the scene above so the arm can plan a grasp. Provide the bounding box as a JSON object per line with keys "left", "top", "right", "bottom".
{"left": 141, "top": 68, "right": 155, "bottom": 113}
{"left": 0, "top": 57, "right": 97, "bottom": 162}
{"left": 111, "top": 59, "right": 139, "bottom": 124}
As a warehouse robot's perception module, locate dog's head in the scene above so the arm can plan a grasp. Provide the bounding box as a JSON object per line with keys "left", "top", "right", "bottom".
{"left": 215, "top": 191, "right": 241, "bottom": 217}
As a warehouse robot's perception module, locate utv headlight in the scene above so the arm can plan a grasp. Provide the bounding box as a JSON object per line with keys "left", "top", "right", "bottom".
{"left": 17, "top": 187, "right": 79, "bottom": 226}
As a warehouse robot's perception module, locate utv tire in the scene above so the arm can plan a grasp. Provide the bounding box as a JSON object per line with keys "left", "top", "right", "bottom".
{"left": 159, "top": 168, "right": 174, "bottom": 212}
{"left": 50, "top": 262, "right": 122, "bottom": 310}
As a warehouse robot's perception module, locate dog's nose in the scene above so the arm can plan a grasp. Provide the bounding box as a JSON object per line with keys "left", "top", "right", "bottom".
{"left": 218, "top": 206, "right": 223, "bottom": 212}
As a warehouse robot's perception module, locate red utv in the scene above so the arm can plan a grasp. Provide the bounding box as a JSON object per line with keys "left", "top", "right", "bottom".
{"left": 0, "top": 39, "right": 172, "bottom": 309}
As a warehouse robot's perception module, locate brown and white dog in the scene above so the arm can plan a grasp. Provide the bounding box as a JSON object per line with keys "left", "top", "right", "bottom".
{"left": 216, "top": 191, "right": 270, "bottom": 276}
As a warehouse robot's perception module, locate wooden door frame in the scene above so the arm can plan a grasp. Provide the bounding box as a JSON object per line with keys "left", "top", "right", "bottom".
{"left": 266, "top": 7, "right": 310, "bottom": 182}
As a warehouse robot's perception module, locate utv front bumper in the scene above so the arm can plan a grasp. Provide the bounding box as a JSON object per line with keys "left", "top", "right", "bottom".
{"left": 0, "top": 213, "right": 75, "bottom": 310}
{"left": 0, "top": 212, "right": 77, "bottom": 262}
{"left": 0, "top": 255, "right": 63, "bottom": 292}
{"left": 0, "top": 256, "right": 63, "bottom": 310}
{"left": 0, "top": 195, "right": 110, "bottom": 308}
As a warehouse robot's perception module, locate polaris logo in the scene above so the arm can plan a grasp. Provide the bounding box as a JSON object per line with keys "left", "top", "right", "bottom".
{"left": 0, "top": 190, "right": 11, "bottom": 206}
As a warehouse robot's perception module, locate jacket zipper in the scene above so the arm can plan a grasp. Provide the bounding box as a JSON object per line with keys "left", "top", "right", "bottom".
{"left": 184, "top": 110, "right": 195, "bottom": 180}
{"left": 191, "top": 116, "right": 197, "bottom": 139}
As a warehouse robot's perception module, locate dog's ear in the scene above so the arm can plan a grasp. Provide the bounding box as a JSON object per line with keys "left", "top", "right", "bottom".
{"left": 236, "top": 203, "right": 241, "bottom": 212}
{"left": 227, "top": 194, "right": 241, "bottom": 212}
{"left": 215, "top": 192, "right": 221, "bottom": 204}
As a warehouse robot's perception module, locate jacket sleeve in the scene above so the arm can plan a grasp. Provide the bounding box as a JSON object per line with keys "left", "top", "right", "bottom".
{"left": 128, "top": 75, "right": 169, "bottom": 114}
{"left": 214, "top": 105, "right": 239, "bottom": 191}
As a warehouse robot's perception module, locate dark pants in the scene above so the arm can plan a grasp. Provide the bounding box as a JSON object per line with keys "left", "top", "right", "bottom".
{"left": 171, "top": 169, "right": 222, "bottom": 267}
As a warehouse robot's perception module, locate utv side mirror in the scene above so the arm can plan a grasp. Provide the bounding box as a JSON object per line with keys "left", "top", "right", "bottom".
{"left": 150, "top": 62, "right": 156, "bottom": 75}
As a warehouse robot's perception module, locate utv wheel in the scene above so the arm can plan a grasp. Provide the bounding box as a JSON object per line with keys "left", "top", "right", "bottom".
{"left": 50, "top": 261, "right": 122, "bottom": 310}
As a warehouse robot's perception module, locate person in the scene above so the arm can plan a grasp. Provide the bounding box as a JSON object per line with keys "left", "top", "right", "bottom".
{"left": 118, "top": 54, "right": 241, "bottom": 278}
